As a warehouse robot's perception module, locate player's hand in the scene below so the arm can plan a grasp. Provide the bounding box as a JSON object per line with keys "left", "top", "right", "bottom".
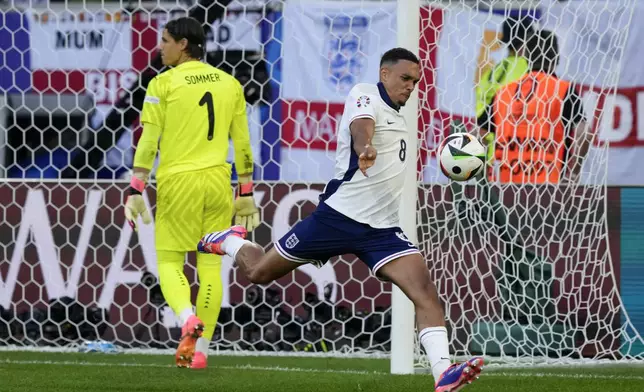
{"left": 234, "top": 181, "right": 260, "bottom": 232}
{"left": 359, "top": 145, "right": 377, "bottom": 177}
{"left": 124, "top": 194, "right": 152, "bottom": 232}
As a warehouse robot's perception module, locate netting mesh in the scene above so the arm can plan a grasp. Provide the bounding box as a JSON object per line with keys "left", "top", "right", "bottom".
{"left": 0, "top": 0, "right": 397, "bottom": 356}
{"left": 415, "top": 0, "right": 644, "bottom": 366}
{"left": 0, "top": 0, "right": 642, "bottom": 368}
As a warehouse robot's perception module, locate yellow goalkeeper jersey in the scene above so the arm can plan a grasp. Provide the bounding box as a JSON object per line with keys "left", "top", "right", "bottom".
{"left": 138, "top": 60, "right": 253, "bottom": 180}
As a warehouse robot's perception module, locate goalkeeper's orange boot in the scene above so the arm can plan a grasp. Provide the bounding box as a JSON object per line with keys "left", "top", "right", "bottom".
{"left": 175, "top": 315, "right": 205, "bottom": 368}
{"left": 191, "top": 351, "right": 207, "bottom": 369}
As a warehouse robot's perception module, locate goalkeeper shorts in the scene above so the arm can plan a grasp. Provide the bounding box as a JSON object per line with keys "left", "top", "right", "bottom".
{"left": 155, "top": 166, "right": 233, "bottom": 251}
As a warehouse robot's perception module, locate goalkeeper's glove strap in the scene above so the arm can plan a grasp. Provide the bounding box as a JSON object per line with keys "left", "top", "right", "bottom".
{"left": 237, "top": 181, "right": 253, "bottom": 197}
{"left": 129, "top": 175, "right": 146, "bottom": 195}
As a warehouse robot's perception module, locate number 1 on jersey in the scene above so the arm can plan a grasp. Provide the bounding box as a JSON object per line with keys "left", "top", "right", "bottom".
{"left": 199, "top": 92, "right": 215, "bottom": 140}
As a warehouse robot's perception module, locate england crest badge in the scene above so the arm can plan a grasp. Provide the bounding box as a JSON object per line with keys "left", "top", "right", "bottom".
{"left": 323, "top": 15, "right": 369, "bottom": 94}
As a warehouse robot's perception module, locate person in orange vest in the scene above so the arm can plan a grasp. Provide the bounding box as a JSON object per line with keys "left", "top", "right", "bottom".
{"left": 475, "top": 15, "right": 534, "bottom": 164}
{"left": 477, "top": 29, "right": 590, "bottom": 184}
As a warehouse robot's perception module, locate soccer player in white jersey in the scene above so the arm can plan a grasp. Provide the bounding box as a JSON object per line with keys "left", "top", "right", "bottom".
{"left": 198, "top": 48, "right": 483, "bottom": 391}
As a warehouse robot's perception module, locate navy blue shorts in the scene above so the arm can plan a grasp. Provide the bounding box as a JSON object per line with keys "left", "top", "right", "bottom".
{"left": 274, "top": 202, "right": 421, "bottom": 279}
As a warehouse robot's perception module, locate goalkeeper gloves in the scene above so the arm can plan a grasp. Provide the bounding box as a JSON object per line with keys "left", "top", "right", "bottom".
{"left": 124, "top": 172, "right": 152, "bottom": 232}
{"left": 234, "top": 180, "right": 260, "bottom": 232}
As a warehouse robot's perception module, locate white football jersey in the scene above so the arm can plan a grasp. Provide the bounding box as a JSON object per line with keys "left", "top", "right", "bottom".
{"left": 320, "top": 83, "right": 409, "bottom": 229}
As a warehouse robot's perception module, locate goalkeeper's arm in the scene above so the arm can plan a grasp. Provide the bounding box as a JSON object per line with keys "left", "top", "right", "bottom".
{"left": 230, "top": 82, "right": 260, "bottom": 231}
{"left": 123, "top": 76, "right": 165, "bottom": 231}
{"left": 123, "top": 122, "right": 161, "bottom": 231}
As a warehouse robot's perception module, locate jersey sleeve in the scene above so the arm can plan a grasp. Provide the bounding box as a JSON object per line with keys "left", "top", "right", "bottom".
{"left": 229, "top": 81, "right": 254, "bottom": 177}
{"left": 140, "top": 77, "right": 166, "bottom": 127}
{"left": 133, "top": 122, "right": 162, "bottom": 170}
{"left": 344, "top": 87, "right": 377, "bottom": 124}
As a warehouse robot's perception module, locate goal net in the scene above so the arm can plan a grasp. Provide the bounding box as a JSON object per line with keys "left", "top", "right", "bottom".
{"left": 415, "top": 0, "right": 644, "bottom": 368}
{"left": 0, "top": 0, "right": 643, "bottom": 370}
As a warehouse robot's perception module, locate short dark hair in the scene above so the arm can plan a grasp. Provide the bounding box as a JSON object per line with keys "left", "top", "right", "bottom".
{"left": 502, "top": 15, "right": 534, "bottom": 53}
{"left": 526, "top": 29, "right": 559, "bottom": 73}
{"left": 380, "top": 47, "right": 420, "bottom": 67}
{"left": 165, "top": 17, "right": 206, "bottom": 59}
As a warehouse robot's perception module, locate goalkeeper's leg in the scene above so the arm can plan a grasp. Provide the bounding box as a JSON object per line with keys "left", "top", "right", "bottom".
{"left": 157, "top": 250, "right": 204, "bottom": 368}
{"left": 156, "top": 170, "right": 212, "bottom": 367}
{"left": 191, "top": 252, "right": 223, "bottom": 369}
{"left": 192, "top": 165, "right": 234, "bottom": 368}
{"left": 157, "top": 250, "right": 195, "bottom": 323}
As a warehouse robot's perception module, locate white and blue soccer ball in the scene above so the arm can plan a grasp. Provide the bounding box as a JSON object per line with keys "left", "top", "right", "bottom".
{"left": 438, "top": 133, "right": 486, "bottom": 182}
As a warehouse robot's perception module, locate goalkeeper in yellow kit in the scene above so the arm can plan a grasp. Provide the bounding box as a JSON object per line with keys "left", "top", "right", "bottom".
{"left": 123, "top": 17, "right": 259, "bottom": 369}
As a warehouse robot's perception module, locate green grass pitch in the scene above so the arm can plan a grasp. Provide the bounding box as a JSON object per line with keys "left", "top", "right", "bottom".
{"left": 1, "top": 351, "right": 643, "bottom": 392}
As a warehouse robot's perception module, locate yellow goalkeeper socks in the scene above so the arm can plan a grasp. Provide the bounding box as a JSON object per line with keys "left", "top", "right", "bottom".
{"left": 196, "top": 252, "right": 224, "bottom": 350}
{"left": 157, "top": 250, "right": 222, "bottom": 352}
{"left": 157, "top": 250, "right": 194, "bottom": 324}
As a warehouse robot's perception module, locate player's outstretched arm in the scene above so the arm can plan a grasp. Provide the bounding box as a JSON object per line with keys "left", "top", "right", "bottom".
{"left": 230, "top": 81, "right": 260, "bottom": 231}
{"left": 350, "top": 118, "right": 377, "bottom": 177}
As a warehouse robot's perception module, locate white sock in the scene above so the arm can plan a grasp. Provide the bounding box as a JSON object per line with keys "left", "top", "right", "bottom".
{"left": 419, "top": 326, "right": 452, "bottom": 381}
{"left": 196, "top": 337, "right": 210, "bottom": 357}
{"left": 179, "top": 308, "right": 195, "bottom": 325}
{"left": 221, "top": 235, "right": 250, "bottom": 260}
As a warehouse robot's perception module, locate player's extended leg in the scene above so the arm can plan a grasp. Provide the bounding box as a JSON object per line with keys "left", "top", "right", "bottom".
{"left": 378, "top": 254, "right": 483, "bottom": 392}
{"left": 156, "top": 250, "right": 204, "bottom": 367}
{"left": 191, "top": 252, "right": 224, "bottom": 369}
{"left": 198, "top": 226, "right": 301, "bottom": 284}
{"left": 241, "top": 247, "right": 302, "bottom": 284}
{"left": 200, "top": 204, "right": 338, "bottom": 283}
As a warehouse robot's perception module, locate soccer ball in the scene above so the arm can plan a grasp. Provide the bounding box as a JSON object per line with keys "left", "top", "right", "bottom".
{"left": 438, "top": 133, "right": 486, "bottom": 181}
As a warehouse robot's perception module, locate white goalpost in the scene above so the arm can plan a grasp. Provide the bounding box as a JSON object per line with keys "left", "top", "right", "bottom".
{"left": 392, "top": 0, "right": 420, "bottom": 375}
{"left": 2, "top": 0, "right": 644, "bottom": 375}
